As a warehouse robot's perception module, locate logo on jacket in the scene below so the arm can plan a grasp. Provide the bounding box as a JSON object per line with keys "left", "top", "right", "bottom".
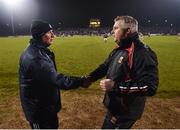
{"left": 118, "top": 56, "right": 124, "bottom": 63}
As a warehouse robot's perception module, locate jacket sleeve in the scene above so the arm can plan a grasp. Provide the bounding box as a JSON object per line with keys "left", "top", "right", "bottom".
{"left": 31, "top": 58, "right": 83, "bottom": 90}
{"left": 88, "top": 50, "right": 115, "bottom": 82}
{"left": 113, "top": 48, "right": 159, "bottom": 96}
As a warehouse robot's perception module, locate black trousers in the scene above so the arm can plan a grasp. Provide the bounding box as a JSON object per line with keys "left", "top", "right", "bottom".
{"left": 102, "top": 111, "right": 136, "bottom": 129}
{"left": 29, "top": 112, "right": 59, "bottom": 129}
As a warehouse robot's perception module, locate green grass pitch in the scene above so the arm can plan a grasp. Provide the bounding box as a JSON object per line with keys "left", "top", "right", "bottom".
{"left": 0, "top": 35, "right": 180, "bottom": 100}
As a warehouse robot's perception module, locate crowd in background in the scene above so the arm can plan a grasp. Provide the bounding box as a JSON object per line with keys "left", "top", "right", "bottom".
{"left": 0, "top": 26, "right": 180, "bottom": 37}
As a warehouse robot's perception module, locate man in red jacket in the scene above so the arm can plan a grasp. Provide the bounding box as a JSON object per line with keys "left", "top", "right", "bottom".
{"left": 84, "top": 16, "right": 159, "bottom": 129}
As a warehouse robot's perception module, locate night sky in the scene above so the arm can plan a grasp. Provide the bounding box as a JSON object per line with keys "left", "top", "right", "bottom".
{"left": 0, "top": 0, "right": 180, "bottom": 28}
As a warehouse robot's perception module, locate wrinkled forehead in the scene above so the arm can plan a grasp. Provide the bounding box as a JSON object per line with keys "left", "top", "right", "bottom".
{"left": 113, "top": 20, "right": 128, "bottom": 29}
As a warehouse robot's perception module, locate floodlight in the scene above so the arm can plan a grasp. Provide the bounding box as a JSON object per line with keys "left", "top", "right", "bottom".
{"left": 2, "top": 0, "right": 24, "bottom": 8}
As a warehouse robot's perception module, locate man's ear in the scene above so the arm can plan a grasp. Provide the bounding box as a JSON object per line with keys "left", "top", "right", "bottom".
{"left": 121, "top": 28, "right": 131, "bottom": 39}
{"left": 127, "top": 28, "right": 131, "bottom": 34}
{"left": 125, "top": 28, "right": 131, "bottom": 37}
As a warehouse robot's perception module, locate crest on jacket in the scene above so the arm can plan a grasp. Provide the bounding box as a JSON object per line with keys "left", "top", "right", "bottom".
{"left": 118, "top": 56, "right": 124, "bottom": 63}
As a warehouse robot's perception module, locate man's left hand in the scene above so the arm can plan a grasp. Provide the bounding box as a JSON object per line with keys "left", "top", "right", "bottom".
{"left": 100, "top": 79, "right": 115, "bottom": 92}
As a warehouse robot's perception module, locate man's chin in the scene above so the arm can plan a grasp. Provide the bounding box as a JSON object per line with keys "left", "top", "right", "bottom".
{"left": 114, "top": 39, "right": 120, "bottom": 43}
{"left": 48, "top": 40, "right": 53, "bottom": 45}
{"left": 46, "top": 42, "right": 53, "bottom": 46}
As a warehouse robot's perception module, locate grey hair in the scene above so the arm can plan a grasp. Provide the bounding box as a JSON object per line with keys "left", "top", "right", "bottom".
{"left": 114, "top": 16, "right": 138, "bottom": 32}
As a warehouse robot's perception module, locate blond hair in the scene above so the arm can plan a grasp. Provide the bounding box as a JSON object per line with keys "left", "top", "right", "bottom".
{"left": 114, "top": 16, "right": 138, "bottom": 32}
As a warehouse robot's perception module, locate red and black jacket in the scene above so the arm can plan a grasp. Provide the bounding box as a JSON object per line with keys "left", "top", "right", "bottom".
{"left": 89, "top": 32, "right": 159, "bottom": 119}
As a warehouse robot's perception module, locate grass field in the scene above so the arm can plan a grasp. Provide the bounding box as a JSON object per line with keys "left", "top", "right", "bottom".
{"left": 0, "top": 35, "right": 180, "bottom": 128}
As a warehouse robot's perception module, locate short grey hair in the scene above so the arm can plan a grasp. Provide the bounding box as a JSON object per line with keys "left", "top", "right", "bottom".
{"left": 114, "top": 16, "right": 138, "bottom": 32}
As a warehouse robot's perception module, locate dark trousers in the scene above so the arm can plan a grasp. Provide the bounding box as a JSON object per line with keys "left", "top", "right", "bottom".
{"left": 29, "top": 112, "right": 59, "bottom": 129}
{"left": 102, "top": 111, "right": 136, "bottom": 129}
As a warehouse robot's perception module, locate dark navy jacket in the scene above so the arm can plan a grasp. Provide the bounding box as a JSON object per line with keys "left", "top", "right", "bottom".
{"left": 19, "top": 39, "right": 82, "bottom": 122}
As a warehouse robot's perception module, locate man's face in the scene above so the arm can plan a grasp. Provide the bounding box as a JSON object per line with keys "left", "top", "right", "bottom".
{"left": 41, "top": 30, "right": 55, "bottom": 46}
{"left": 111, "top": 21, "right": 130, "bottom": 43}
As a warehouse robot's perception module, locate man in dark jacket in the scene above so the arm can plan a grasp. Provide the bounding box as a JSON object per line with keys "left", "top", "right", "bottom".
{"left": 84, "top": 16, "right": 159, "bottom": 129}
{"left": 19, "top": 20, "right": 85, "bottom": 129}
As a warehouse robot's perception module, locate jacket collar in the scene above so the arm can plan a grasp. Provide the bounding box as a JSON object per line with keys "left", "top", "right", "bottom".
{"left": 30, "top": 38, "right": 51, "bottom": 53}
{"left": 117, "top": 32, "right": 140, "bottom": 49}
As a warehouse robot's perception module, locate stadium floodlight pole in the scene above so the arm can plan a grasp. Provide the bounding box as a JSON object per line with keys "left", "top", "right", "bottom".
{"left": 10, "top": 8, "right": 15, "bottom": 35}
{"left": 2, "top": 0, "right": 24, "bottom": 35}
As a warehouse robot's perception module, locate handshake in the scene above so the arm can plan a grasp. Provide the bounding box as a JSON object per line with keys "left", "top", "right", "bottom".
{"left": 80, "top": 76, "right": 115, "bottom": 91}
{"left": 80, "top": 76, "right": 93, "bottom": 88}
